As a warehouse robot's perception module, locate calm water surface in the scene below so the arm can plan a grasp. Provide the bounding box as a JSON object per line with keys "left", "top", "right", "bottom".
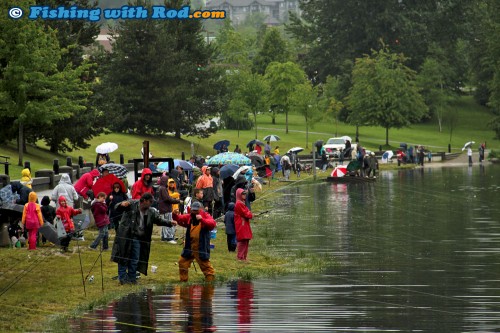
{"left": 70, "top": 165, "right": 500, "bottom": 332}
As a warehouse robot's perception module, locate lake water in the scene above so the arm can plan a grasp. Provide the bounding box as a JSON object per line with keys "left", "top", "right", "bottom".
{"left": 70, "top": 165, "right": 500, "bottom": 332}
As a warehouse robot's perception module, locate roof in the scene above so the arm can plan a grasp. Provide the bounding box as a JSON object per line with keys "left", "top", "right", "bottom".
{"left": 206, "top": 0, "right": 276, "bottom": 8}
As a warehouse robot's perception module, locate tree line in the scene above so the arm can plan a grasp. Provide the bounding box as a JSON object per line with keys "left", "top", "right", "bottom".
{"left": 0, "top": 0, "right": 499, "bottom": 165}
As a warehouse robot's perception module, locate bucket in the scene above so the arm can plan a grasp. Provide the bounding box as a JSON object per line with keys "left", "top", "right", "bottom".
{"left": 210, "top": 229, "right": 217, "bottom": 239}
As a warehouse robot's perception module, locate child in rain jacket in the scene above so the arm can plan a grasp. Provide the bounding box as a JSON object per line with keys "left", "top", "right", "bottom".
{"left": 56, "top": 195, "right": 82, "bottom": 252}
{"left": 20, "top": 168, "right": 33, "bottom": 188}
{"left": 89, "top": 192, "right": 110, "bottom": 250}
{"left": 234, "top": 188, "right": 253, "bottom": 261}
{"left": 21, "top": 192, "right": 44, "bottom": 250}
{"left": 224, "top": 202, "right": 236, "bottom": 252}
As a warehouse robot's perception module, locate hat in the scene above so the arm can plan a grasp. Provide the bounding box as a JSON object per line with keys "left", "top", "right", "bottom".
{"left": 168, "top": 178, "right": 175, "bottom": 183}
{"left": 191, "top": 201, "right": 203, "bottom": 211}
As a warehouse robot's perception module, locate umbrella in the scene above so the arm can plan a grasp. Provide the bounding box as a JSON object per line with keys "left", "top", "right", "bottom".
{"left": 213, "top": 140, "right": 230, "bottom": 151}
{"left": 346, "top": 160, "right": 361, "bottom": 172}
{"left": 287, "top": 147, "right": 304, "bottom": 154}
{"left": 340, "top": 136, "right": 352, "bottom": 142}
{"left": 95, "top": 142, "right": 118, "bottom": 154}
{"left": 462, "top": 141, "right": 475, "bottom": 151}
{"left": 99, "top": 163, "right": 128, "bottom": 178}
{"left": 174, "top": 159, "right": 193, "bottom": 171}
{"left": 92, "top": 174, "right": 126, "bottom": 196}
{"left": 247, "top": 153, "right": 264, "bottom": 167}
{"left": 39, "top": 223, "right": 60, "bottom": 245}
{"left": 220, "top": 164, "right": 239, "bottom": 179}
{"left": 156, "top": 162, "right": 171, "bottom": 172}
{"left": 331, "top": 165, "right": 348, "bottom": 178}
{"left": 233, "top": 166, "right": 251, "bottom": 179}
{"left": 263, "top": 135, "right": 281, "bottom": 142}
{"left": 246, "top": 139, "right": 264, "bottom": 148}
{"left": 381, "top": 150, "right": 394, "bottom": 163}
{"left": 207, "top": 152, "right": 251, "bottom": 166}
{"left": 314, "top": 140, "right": 324, "bottom": 148}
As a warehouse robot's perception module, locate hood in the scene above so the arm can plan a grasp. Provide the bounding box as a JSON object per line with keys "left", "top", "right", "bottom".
{"left": 41, "top": 196, "right": 51, "bottom": 206}
{"left": 159, "top": 175, "right": 169, "bottom": 187}
{"left": 58, "top": 195, "right": 67, "bottom": 205}
{"left": 168, "top": 178, "right": 177, "bottom": 189}
{"left": 227, "top": 202, "right": 235, "bottom": 211}
{"left": 28, "top": 191, "right": 37, "bottom": 203}
{"left": 112, "top": 182, "right": 125, "bottom": 193}
{"left": 140, "top": 168, "right": 153, "bottom": 184}
{"left": 59, "top": 173, "right": 72, "bottom": 185}
{"left": 236, "top": 188, "right": 245, "bottom": 202}
{"left": 211, "top": 167, "right": 219, "bottom": 177}
{"left": 201, "top": 166, "right": 210, "bottom": 174}
{"left": 90, "top": 169, "right": 100, "bottom": 177}
{"left": 21, "top": 168, "right": 31, "bottom": 178}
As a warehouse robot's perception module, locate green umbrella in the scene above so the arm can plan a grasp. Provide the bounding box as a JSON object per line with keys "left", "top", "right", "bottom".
{"left": 346, "top": 160, "right": 361, "bottom": 172}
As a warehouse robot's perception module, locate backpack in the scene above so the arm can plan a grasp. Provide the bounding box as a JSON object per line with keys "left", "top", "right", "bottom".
{"left": 25, "top": 202, "right": 40, "bottom": 229}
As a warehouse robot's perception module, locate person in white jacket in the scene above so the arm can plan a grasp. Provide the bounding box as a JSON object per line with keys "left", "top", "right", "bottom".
{"left": 51, "top": 173, "right": 79, "bottom": 208}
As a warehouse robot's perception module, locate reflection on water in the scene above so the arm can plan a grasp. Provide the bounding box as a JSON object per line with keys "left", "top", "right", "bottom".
{"left": 70, "top": 165, "right": 500, "bottom": 332}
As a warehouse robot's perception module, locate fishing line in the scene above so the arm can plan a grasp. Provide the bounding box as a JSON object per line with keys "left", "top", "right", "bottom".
{"left": 0, "top": 247, "right": 52, "bottom": 297}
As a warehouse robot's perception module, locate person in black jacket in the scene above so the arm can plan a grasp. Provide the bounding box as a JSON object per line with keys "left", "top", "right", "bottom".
{"left": 106, "top": 182, "right": 129, "bottom": 232}
{"left": 40, "top": 195, "right": 56, "bottom": 244}
{"left": 10, "top": 181, "right": 33, "bottom": 205}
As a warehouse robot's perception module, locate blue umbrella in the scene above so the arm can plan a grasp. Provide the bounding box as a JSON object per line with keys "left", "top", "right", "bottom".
{"left": 156, "top": 162, "right": 171, "bottom": 171}
{"left": 213, "top": 140, "right": 230, "bottom": 151}
{"left": 207, "top": 152, "right": 251, "bottom": 166}
{"left": 174, "top": 159, "right": 193, "bottom": 171}
{"left": 246, "top": 139, "right": 264, "bottom": 148}
{"left": 219, "top": 164, "right": 239, "bottom": 179}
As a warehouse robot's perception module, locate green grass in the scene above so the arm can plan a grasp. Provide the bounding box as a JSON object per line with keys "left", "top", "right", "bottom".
{"left": 0, "top": 175, "right": 326, "bottom": 332}
{"left": 2, "top": 95, "right": 496, "bottom": 180}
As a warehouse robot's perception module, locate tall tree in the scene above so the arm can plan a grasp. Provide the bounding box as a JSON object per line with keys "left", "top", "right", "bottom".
{"left": 227, "top": 70, "right": 268, "bottom": 139}
{"left": 100, "top": 0, "right": 226, "bottom": 138}
{"left": 347, "top": 47, "right": 427, "bottom": 145}
{"left": 417, "top": 50, "right": 456, "bottom": 133}
{"left": 252, "top": 27, "right": 291, "bottom": 74}
{"left": 290, "top": 82, "right": 321, "bottom": 148}
{"left": 35, "top": 0, "right": 102, "bottom": 153}
{"left": 0, "top": 0, "right": 92, "bottom": 165}
{"left": 288, "top": 1, "right": 471, "bottom": 81}
{"left": 265, "top": 61, "right": 308, "bottom": 134}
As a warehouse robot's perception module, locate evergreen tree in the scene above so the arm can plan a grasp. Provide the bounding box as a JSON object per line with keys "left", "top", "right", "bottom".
{"left": 100, "top": 0, "right": 225, "bottom": 138}
{"left": 252, "top": 28, "right": 291, "bottom": 74}
{"left": 0, "top": 0, "right": 92, "bottom": 164}
{"left": 34, "top": 0, "right": 102, "bottom": 153}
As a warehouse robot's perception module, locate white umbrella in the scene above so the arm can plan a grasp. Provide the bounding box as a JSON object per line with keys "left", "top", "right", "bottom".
{"left": 462, "top": 141, "right": 475, "bottom": 151}
{"left": 287, "top": 147, "right": 304, "bottom": 154}
{"left": 340, "top": 136, "right": 352, "bottom": 142}
{"left": 381, "top": 150, "right": 394, "bottom": 163}
{"left": 233, "top": 166, "right": 251, "bottom": 179}
{"left": 95, "top": 142, "right": 118, "bottom": 154}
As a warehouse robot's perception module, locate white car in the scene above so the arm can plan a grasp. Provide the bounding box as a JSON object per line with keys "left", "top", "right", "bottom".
{"left": 323, "top": 137, "right": 357, "bottom": 158}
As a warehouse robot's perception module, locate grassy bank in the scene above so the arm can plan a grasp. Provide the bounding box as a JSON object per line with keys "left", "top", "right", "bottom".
{"left": 0, "top": 95, "right": 496, "bottom": 178}
{"left": 0, "top": 173, "right": 327, "bottom": 332}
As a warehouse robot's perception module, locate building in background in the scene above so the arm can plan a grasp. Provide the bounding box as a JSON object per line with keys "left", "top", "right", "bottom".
{"left": 205, "top": 0, "right": 300, "bottom": 26}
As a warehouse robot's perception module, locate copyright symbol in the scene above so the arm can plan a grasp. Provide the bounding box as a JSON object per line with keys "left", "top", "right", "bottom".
{"left": 9, "top": 7, "right": 23, "bottom": 19}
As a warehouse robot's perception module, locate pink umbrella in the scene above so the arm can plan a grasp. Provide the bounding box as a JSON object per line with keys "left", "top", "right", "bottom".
{"left": 331, "top": 165, "right": 348, "bottom": 178}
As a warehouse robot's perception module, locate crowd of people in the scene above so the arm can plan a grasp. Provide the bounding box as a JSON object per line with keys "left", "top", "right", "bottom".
{"left": 5, "top": 150, "right": 261, "bottom": 285}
